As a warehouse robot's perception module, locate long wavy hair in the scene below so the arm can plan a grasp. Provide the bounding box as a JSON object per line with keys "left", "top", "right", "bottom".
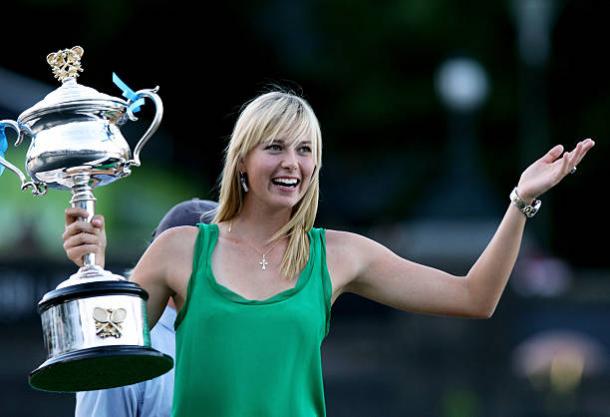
{"left": 213, "top": 90, "right": 322, "bottom": 279}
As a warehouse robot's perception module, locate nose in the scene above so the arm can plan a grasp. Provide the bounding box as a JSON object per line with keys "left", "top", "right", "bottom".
{"left": 281, "top": 148, "right": 298, "bottom": 171}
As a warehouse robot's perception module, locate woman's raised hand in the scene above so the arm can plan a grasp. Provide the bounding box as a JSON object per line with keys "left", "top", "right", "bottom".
{"left": 516, "top": 138, "right": 596, "bottom": 202}
{"left": 63, "top": 207, "right": 107, "bottom": 268}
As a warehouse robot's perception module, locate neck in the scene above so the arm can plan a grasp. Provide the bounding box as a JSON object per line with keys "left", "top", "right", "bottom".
{"left": 230, "top": 197, "right": 293, "bottom": 246}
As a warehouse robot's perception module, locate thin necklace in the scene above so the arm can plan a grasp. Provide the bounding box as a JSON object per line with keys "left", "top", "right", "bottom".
{"left": 227, "top": 221, "right": 284, "bottom": 271}
{"left": 245, "top": 239, "right": 283, "bottom": 271}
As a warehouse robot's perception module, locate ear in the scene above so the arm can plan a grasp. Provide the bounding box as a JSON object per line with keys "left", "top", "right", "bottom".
{"left": 238, "top": 156, "right": 246, "bottom": 172}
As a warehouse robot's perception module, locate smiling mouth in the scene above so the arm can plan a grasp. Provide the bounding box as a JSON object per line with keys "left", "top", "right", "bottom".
{"left": 271, "top": 178, "right": 300, "bottom": 188}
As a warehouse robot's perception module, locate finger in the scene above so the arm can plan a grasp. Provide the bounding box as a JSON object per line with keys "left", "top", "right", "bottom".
{"left": 573, "top": 139, "right": 595, "bottom": 167}
{"left": 543, "top": 144, "right": 564, "bottom": 163}
{"left": 569, "top": 142, "right": 581, "bottom": 167}
{"left": 91, "top": 215, "right": 104, "bottom": 229}
{"left": 63, "top": 233, "right": 100, "bottom": 250}
{"left": 561, "top": 150, "right": 571, "bottom": 175}
{"left": 65, "top": 207, "right": 91, "bottom": 225}
{"left": 65, "top": 220, "right": 98, "bottom": 234}
{"left": 572, "top": 138, "right": 593, "bottom": 156}
{"left": 567, "top": 142, "right": 586, "bottom": 171}
{"left": 66, "top": 245, "right": 101, "bottom": 264}
{"left": 65, "top": 249, "right": 84, "bottom": 267}
{"left": 63, "top": 221, "right": 99, "bottom": 240}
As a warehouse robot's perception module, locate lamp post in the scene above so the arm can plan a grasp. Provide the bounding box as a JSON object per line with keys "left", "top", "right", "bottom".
{"left": 373, "top": 57, "right": 509, "bottom": 269}
{"left": 431, "top": 57, "right": 495, "bottom": 219}
{"left": 512, "top": 0, "right": 562, "bottom": 248}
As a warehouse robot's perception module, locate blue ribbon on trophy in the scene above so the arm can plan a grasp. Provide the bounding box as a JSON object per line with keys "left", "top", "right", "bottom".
{"left": 112, "top": 73, "right": 145, "bottom": 114}
{"left": 0, "top": 124, "right": 8, "bottom": 176}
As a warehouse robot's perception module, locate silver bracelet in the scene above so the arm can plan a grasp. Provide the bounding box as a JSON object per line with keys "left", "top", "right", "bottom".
{"left": 509, "top": 187, "right": 541, "bottom": 218}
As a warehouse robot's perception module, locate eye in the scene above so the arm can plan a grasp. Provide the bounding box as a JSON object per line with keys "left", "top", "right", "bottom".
{"left": 265, "top": 143, "right": 282, "bottom": 151}
{"left": 299, "top": 145, "right": 312, "bottom": 153}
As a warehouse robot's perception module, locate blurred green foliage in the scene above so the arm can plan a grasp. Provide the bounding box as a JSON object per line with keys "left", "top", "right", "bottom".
{"left": 0, "top": 144, "right": 205, "bottom": 263}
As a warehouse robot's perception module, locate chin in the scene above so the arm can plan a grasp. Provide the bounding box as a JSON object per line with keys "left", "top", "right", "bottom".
{"left": 269, "top": 198, "right": 300, "bottom": 211}
{"left": 265, "top": 192, "right": 303, "bottom": 211}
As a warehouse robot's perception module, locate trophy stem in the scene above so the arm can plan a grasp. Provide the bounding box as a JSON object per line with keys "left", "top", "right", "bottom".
{"left": 70, "top": 170, "right": 97, "bottom": 268}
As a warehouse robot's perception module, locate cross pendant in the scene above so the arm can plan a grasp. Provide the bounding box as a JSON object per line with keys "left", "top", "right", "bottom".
{"left": 259, "top": 255, "right": 268, "bottom": 271}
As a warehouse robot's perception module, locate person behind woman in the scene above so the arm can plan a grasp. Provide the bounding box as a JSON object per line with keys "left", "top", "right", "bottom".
{"left": 63, "top": 90, "right": 595, "bottom": 417}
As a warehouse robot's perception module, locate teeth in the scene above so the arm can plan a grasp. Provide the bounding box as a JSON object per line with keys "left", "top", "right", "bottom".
{"left": 273, "top": 178, "right": 298, "bottom": 186}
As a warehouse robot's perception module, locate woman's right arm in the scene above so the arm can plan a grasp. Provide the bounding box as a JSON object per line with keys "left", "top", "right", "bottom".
{"left": 63, "top": 208, "right": 197, "bottom": 328}
{"left": 129, "top": 226, "right": 198, "bottom": 327}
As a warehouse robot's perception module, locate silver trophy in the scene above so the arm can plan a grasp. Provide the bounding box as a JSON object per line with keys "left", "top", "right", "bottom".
{"left": 0, "top": 46, "right": 172, "bottom": 392}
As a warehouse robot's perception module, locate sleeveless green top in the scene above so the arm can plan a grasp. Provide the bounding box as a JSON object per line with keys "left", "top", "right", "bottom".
{"left": 173, "top": 223, "right": 332, "bottom": 417}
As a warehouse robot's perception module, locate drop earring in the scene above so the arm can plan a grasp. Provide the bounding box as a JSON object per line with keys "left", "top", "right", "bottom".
{"left": 240, "top": 172, "right": 249, "bottom": 193}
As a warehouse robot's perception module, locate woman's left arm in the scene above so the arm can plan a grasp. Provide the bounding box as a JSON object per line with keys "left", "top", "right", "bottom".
{"left": 337, "top": 139, "right": 595, "bottom": 318}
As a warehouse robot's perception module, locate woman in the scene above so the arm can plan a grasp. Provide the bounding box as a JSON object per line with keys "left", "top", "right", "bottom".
{"left": 64, "top": 91, "right": 595, "bottom": 416}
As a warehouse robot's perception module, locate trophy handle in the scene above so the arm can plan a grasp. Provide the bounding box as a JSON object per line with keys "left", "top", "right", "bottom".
{"left": 125, "top": 87, "right": 163, "bottom": 168}
{"left": 0, "top": 120, "right": 47, "bottom": 196}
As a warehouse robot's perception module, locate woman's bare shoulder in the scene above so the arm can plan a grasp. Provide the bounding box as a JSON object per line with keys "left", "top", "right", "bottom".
{"left": 322, "top": 229, "right": 373, "bottom": 294}
{"left": 324, "top": 228, "right": 374, "bottom": 251}
{"left": 136, "top": 225, "right": 199, "bottom": 292}
{"left": 147, "top": 225, "right": 199, "bottom": 260}
{"left": 156, "top": 225, "right": 199, "bottom": 242}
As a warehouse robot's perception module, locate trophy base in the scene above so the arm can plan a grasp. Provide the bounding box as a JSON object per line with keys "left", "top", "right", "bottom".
{"left": 29, "top": 345, "right": 173, "bottom": 392}
{"left": 35, "top": 280, "right": 173, "bottom": 393}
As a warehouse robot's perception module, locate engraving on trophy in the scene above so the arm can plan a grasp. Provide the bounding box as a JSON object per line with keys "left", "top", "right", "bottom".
{"left": 47, "top": 46, "right": 84, "bottom": 82}
{"left": 93, "top": 307, "right": 127, "bottom": 339}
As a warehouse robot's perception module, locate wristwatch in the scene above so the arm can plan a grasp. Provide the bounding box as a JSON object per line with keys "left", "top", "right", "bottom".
{"left": 509, "top": 187, "right": 541, "bottom": 218}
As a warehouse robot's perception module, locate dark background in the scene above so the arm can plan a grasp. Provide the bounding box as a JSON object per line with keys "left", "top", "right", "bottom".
{"left": 0, "top": 0, "right": 608, "bottom": 416}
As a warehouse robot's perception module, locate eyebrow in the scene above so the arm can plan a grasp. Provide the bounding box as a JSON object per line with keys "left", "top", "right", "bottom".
{"left": 269, "top": 139, "right": 312, "bottom": 146}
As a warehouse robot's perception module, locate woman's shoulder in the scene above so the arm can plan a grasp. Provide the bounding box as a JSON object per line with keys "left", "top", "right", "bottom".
{"left": 151, "top": 225, "right": 200, "bottom": 253}
{"left": 132, "top": 226, "right": 200, "bottom": 297}
{"left": 320, "top": 228, "right": 375, "bottom": 254}
{"left": 322, "top": 228, "right": 388, "bottom": 266}
{"left": 318, "top": 229, "right": 379, "bottom": 292}
{"left": 322, "top": 228, "right": 368, "bottom": 243}
{"left": 157, "top": 224, "right": 200, "bottom": 238}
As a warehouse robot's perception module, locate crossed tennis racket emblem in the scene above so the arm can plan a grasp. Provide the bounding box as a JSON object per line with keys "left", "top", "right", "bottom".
{"left": 93, "top": 307, "right": 127, "bottom": 339}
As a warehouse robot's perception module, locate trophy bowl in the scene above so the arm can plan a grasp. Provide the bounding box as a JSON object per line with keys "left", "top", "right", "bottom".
{"left": 0, "top": 46, "right": 173, "bottom": 392}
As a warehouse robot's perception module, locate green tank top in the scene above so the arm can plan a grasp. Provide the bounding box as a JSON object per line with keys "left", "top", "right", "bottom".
{"left": 173, "top": 223, "right": 332, "bottom": 417}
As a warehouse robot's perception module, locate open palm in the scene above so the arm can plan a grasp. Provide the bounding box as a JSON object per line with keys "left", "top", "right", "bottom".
{"left": 516, "top": 138, "right": 595, "bottom": 202}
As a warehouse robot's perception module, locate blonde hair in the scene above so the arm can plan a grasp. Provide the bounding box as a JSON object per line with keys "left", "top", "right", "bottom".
{"left": 213, "top": 90, "right": 322, "bottom": 279}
